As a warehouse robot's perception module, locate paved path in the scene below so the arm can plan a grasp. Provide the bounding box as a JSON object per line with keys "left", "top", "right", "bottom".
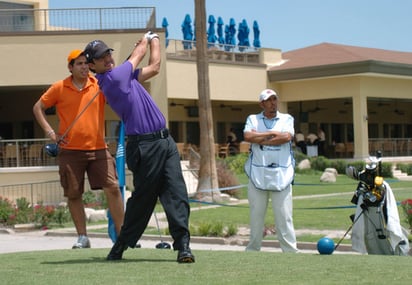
{"left": 0, "top": 192, "right": 361, "bottom": 256}
{"left": 0, "top": 226, "right": 356, "bottom": 255}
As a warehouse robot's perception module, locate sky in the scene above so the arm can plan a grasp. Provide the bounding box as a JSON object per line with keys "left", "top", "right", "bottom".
{"left": 49, "top": 0, "right": 412, "bottom": 52}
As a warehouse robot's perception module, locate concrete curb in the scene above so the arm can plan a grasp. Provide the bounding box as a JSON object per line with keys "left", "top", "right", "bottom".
{"left": 44, "top": 230, "right": 355, "bottom": 253}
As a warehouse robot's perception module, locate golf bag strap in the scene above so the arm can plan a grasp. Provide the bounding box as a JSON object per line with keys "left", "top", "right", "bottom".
{"left": 59, "top": 90, "right": 101, "bottom": 142}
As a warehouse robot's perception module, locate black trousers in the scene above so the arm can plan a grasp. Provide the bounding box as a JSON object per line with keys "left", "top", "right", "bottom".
{"left": 119, "top": 135, "right": 191, "bottom": 250}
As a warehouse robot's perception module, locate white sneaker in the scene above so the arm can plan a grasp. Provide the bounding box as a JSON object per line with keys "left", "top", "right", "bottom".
{"left": 72, "top": 235, "right": 91, "bottom": 249}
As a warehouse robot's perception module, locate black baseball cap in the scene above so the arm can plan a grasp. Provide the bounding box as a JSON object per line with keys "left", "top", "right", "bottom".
{"left": 84, "top": 40, "right": 114, "bottom": 63}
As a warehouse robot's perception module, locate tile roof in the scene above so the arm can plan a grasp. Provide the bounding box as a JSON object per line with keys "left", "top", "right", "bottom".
{"left": 269, "top": 42, "right": 412, "bottom": 71}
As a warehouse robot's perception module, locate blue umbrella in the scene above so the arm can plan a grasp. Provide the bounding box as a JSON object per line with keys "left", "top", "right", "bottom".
{"left": 238, "top": 19, "right": 250, "bottom": 51}
{"left": 237, "top": 21, "right": 244, "bottom": 48}
{"left": 228, "top": 18, "right": 236, "bottom": 46}
{"left": 253, "top": 20, "right": 261, "bottom": 48}
{"left": 224, "top": 24, "right": 231, "bottom": 51}
{"left": 181, "top": 14, "right": 193, "bottom": 49}
{"left": 162, "top": 17, "right": 169, "bottom": 47}
{"left": 242, "top": 19, "right": 250, "bottom": 47}
{"left": 207, "top": 15, "right": 217, "bottom": 46}
{"left": 217, "top": 17, "right": 225, "bottom": 45}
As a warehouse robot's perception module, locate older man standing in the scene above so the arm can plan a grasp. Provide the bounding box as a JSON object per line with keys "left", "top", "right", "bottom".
{"left": 243, "top": 89, "right": 298, "bottom": 253}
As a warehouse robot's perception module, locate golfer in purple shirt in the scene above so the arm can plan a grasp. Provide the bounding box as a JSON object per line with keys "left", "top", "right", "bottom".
{"left": 84, "top": 32, "right": 195, "bottom": 263}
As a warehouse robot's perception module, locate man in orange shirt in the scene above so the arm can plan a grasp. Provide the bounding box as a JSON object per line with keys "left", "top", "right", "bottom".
{"left": 33, "top": 50, "right": 124, "bottom": 249}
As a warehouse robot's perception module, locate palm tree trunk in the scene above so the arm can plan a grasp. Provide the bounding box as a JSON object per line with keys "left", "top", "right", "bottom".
{"left": 194, "top": 0, "right": 220, "bottom": 202}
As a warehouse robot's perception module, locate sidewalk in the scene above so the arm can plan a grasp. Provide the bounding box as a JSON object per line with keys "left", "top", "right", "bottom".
{"left": 0, "top": 200, "right": 357, "bottom": 255}
{"left": 0, "top": 225, "right": 355, "bottom": 255}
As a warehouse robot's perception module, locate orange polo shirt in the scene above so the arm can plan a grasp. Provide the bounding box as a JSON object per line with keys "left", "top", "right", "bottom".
{"left": 40, "top": 74, "right": 107, "bottom": 150}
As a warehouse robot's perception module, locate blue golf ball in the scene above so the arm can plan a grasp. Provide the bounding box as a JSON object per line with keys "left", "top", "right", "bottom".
{"left": 317, "top": 237, "right": 335, "bottom": 255}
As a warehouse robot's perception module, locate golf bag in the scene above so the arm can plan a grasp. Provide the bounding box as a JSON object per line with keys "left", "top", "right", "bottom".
{"left": 347, "top": 152, "right": 410, "bottom": 255}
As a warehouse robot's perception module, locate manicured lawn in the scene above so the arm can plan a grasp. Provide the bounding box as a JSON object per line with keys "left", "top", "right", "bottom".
{"left": 1, "top": 247, "right": 411, "bottom": 285}
{"left": 1, "top": 173, "right": 411, "bottom": 285}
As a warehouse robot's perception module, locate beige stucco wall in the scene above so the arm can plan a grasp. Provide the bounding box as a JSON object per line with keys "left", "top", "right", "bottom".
{"left": 0, "top": 31, "right": 165, "bottom": 85}
{"left": 0, "top": 31, "right": 168, "bottom": 136}
{"left": 275, "top": 75, "right": 412, "bottom": 103}
{"left": 166, "top": 60, "right": 267, "bottom": 101}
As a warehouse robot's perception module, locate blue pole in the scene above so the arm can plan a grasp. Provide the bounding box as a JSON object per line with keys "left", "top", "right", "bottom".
{"left": 108, "top": 121, "right": 126, "bottom": 243}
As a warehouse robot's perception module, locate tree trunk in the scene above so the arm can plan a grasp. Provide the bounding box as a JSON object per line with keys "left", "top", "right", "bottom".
{"left": 194, "top": 0, "right": 220, "bottom": 202}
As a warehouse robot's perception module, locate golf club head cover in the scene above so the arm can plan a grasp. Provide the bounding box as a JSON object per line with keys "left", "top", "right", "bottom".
{"left": 346, "top": 165, "right": 359, "bottom": 180}
{"left": 44, "top": 143, "right": 59, "bottom": 157}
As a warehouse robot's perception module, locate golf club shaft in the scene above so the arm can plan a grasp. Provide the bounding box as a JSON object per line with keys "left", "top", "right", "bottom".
{"left": 334, "top": 224, "right": 353, "bottom": 250}
{"left": 153, "top": 210, "right": 164, "bottom": 241}
{"left": 334, "top": 209, "right": 365, "bottom": 250}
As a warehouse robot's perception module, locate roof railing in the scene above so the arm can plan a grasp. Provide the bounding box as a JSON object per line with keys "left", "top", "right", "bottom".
{"left": 0, "top": 7, "right": 155, "bottom": 32}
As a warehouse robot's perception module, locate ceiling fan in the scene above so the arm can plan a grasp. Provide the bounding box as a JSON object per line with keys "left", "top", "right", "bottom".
{"left": 307, "top": 105, "right": 327, "bottom": 113}
{"left": 170, "top": 102, "right": 185, "bottom": 107}
{"left": 219, "top": 104, "right": 242, "bottom": 111}
{"left": 377, "top": 101, "right": 390, "bottom": 107}
{"left": 394, "top": 108, "right": 405, "bottom": 115}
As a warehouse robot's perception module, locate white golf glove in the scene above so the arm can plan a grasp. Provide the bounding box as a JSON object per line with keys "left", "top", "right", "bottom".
{"left": 145, "top": 31, "right": 159, "bottom": 42}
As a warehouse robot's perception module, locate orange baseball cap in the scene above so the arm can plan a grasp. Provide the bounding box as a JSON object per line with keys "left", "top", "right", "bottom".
{"left": 67, "top": 49, "right": 84, "bottom": 63}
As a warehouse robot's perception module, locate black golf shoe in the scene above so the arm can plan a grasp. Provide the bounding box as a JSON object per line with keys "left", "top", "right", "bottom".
{"left": 107, "top": 240, "right": 128, "bottom": 261}
{"left": 177, "top": 245, "right": 195, "bottom": 263}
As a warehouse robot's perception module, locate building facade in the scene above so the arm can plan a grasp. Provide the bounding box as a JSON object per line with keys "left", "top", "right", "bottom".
{"left": 1, "top": 0, "right": 412, "bottom": 163}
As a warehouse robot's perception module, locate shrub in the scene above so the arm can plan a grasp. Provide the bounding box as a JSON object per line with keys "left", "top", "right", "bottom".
{"left": 190, "top": 221, "right": 238, "bottom": 237}
{"left": 225, "top": 153, "right": 248, "bottom": 175}
{"left": 209, "top": 222, "right": 224, "bottom": 237}
{"left": 397, "top": 163, "right": 412, "bottom": 175}
{"left": 197, "top": 222, "right": 212, "bottom": 236}
{"left": 226, "top": 224, "right": 238, "bottom": 237}
{"left": 401, "top": 199, "right": 412, "bottom": 232}
{"left": 396, "top": 163, "right": 407, "bottom": 172}
{"left": 83, "top": 190, "right": 106, "bottom": 209}
{"left": 346, "top": 161, "right": 366, "bottom": 172}
{"left": 14, "top": 197, "right": 33, "bottom": 224}
{"left": 216, "top": 160, "right": 241, "bottom": 198}
{"left": 33, "top": 203, "right": 56, "bottom": 227}
{"left": 309, "top": 156, "right": 331, "bottom": 172}
{"left": 0, "top": 196, "right": 14, "bottom": 225}
{"left": 293, "top": 149, "right": 307, "bottom": 165}
{"left": 0, "top": 194, "right": 106, "bottom": 227}
{"left": 294, "top": 168, "right": 321, "bottom": 175}
{"left": 52, "top": 205, "right": 71, "bottom": 225}
{"left": 380, "top": 162, "right": 393, "bottom": 178}
{"left": 82, "top": 191, "right": 97, "bottom": 205}
{"left": 329, "top": 159, "right": 348, "bottom": 174}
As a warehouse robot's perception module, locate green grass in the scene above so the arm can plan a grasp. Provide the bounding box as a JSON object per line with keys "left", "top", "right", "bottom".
{"left": 2, "top": 173, "right": 411, "bottom": 285}
{"left": 188, "top": 173, "right": 412, "bottom": 242}
{"left": 93, "top": 173, "right": 412, "bottom": 243}
{"left": 1, "top": 248, "right": 411, "bottom": 285}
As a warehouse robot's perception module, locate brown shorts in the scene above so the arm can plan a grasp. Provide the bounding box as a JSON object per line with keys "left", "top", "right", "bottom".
{"left": 58, "top": 149, "right": 118, "bottom": 199}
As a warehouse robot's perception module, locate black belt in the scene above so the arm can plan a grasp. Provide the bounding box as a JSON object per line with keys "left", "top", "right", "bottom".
{"left": 127, "top": 128, "right": 169, "bottom": 142}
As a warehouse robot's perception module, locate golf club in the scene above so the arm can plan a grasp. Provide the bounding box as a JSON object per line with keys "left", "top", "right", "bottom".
{"left": 334, "top": 208, "right": 365, "bottom": 250}
{"left": 44, "top": 89, "right": 100, "bottom": 157}
{"left": 153, "top": 210, "right": 171, "bottom": 249}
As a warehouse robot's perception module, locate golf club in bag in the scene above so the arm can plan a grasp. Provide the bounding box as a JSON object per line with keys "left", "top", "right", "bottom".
{"left": 153, "top": 210, "right": 171, "bottom": 249}
{"left": 342, "top": 151, "right": 409, "bottom": 255}
{"left": 44, "top": 90, "right": 100, "bottom": 157}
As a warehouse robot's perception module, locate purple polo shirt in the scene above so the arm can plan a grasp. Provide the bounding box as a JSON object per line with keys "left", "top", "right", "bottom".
{"left": 96, "top": 61, "right": 166, "bottom": 135}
